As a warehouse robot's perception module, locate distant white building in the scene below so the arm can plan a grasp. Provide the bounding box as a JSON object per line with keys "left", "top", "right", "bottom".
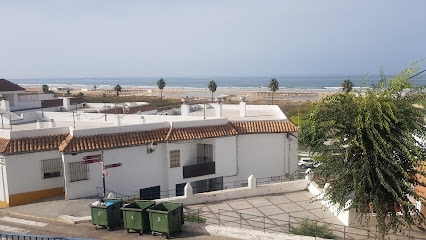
{"left": 0, "top": 85, "right": 298, "bottom": 207}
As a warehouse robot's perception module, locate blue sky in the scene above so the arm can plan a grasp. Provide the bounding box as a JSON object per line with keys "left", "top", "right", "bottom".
{"left": 1, "top": 0, "right": 425, "bottom": 79}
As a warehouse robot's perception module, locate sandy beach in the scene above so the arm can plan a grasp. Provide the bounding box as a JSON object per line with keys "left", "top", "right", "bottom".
{"left": 25, "top": 84, "right": 339, "bottom": 103}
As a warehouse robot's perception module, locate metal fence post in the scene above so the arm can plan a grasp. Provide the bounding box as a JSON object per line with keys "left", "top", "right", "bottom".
{"left": 218, "top": 209, "right": 221, "bottom": 227}
{"left": 288, "top": 215, "right": 291, "bottom": 233}
{"left": 344, "top": 225, "right": 346, "bottom": 240}
{"left": 197, "top": 209, "right": 200, "bottom": 225}
{"left": 240, "top": 212, "right": 242, "bottom": 229}
{"left": 264, "top": 216, "right": 266, "bottom": 233}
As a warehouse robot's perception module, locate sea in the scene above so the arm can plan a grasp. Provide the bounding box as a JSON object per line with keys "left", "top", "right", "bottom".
{"left": 9, "top": 74, "right": 426, "bottom": 91}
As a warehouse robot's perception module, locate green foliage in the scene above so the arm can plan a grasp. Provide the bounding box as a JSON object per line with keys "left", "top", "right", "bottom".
{"left": 114, "top": 84, "right": 122, "bottom": 96}
{"left": 268, "top": 78, "right": 279, "bottom": 104}
{"left": 208, "top": 80, "right": 217, "bottom": 101}
{"left": 184, "top": 213, "right": 206, "bottom": 223}
{"left": 157, "top": 78, "right": 166, "bottom": 99}
{"left": 299, "top": 66, "right": 426, "bottom": 235}
{"left": 76, "top": 92, "right": 85, "bottom": 99}
{"left": 341, "top": 79, "right": 353, "bottom": 93}
{"left": 42, "top": 84, "right": 49, "bottom": 93}
{"left": 290, "top": 219, "right": 333, "bottom": 239}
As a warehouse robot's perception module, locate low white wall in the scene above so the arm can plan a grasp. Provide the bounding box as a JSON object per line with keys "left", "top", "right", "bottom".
{"left": 307, "top": 180, "right": 361, "bottom": 227}
{"left": 157, "top": 177, "right": 307, "bottom": 206}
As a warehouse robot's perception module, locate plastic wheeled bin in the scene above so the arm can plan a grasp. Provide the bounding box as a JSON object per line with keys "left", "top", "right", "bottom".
{"left": 147, "top": 202, "right": 184, "bottom": 239}
{"left": 121, "top": 200, "right": 155, "bottom": 235}
{"left": 89, "top": 198, "right": 123, "bottom": 230}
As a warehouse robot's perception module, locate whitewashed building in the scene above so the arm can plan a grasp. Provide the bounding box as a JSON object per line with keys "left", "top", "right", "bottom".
{"left": 0, "top": 95, "right": 298, "bottom": 207}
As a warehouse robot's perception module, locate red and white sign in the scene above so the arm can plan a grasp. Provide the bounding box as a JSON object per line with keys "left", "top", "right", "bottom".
{"left": 83, "top": 154, "right": 102, "bottom": 161}
{"left": 104, "top": 163, "right": 122, "bottom": 169}
{"left": 83, "top": 154, "right": 102, "bottom": 164}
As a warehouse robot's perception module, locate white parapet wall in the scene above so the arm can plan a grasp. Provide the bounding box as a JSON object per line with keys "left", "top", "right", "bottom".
{"left": 156, "top": 175, "right": 307, "bottom": 206}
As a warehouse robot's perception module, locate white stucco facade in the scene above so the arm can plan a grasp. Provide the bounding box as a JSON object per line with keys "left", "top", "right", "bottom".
{"left": 0, "top": 102, "right": 298, "bottom": 207}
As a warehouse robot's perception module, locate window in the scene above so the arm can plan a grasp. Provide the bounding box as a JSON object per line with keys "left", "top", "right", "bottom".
{"left": 176, "top": 183, "right": 186, "bottom": 196}
{"left": 68, "top": 161, "right": 89, "bottom": 182}
{"left": 197, "top": 144, "right": 213, "bottom": 163}
{"left": 41, "top": 158, "right": 62, "bottom": 179}
{"left": 170, "top": 150, "right": 180, "bottom": 168}
{"left": 140, "top": 186, "right": 160, "bottom": 200}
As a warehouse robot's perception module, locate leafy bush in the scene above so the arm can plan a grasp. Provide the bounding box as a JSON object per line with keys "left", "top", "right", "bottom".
{"left": 290, "top": 219, "right": 334, "bottom": 239}
{"left": 184, "top": 213, "right": 206, "bottom": 223}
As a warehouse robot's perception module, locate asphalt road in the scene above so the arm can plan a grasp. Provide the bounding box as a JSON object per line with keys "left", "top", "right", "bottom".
{"left": 0, "top": 211, "right": 238, "bottom": 240}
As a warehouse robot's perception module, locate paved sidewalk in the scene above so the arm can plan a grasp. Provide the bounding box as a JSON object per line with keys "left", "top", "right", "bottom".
{"left": 1, "top": 191, "right": 345, "bottom": 239}
{"left": 186, "top": 191, "right": 343, "bottom": 232}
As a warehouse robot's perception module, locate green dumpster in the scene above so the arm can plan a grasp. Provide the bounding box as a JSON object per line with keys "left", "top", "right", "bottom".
{"left": 89, "top": 198, "right": 123, "bottom": 230}
{"left": 121, "top": 200, "right": 155, "bottom": 235}
{"left": 147, "top": 202, "right": 184, "bottom": 239}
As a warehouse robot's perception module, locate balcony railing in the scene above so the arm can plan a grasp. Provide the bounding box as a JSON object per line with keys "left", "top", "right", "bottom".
{"left": 183, "top": 161, "right": 215, "bottom": 179}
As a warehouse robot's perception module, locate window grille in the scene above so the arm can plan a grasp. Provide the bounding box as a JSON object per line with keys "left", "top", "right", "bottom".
{"left": 41, "top": 158, "right": 62, "bottom": 179}
{"left": 68, "top": 161, "right": 89, "bottom": 182}
{"left": 170, "top": 150, "right": 180, "bottom": 168}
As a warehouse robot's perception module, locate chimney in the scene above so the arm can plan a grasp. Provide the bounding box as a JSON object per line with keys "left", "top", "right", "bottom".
{"left": 240, "top": 96, "right": 246, "bottom": 117}
{"left": 215, "top": 97, "right": 222, "bottom": 118}
{"left": 114, "top": 115, "right": 121, "bottom": 126}
{"left": 62, "top": 97, "right": 71, "bottom": 111}
{"left": 181, "top": 97, "right": 190, "bottom": 116}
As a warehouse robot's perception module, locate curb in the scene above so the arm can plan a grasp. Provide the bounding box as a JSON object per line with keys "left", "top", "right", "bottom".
{"left": 58, "top": 215, "right": 91, "bottom": 224}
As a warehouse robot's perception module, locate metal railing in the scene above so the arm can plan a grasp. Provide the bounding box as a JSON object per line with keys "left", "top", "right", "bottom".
{"left": 96, "top": 173, "right": 306, "bottom": 201}
{"left": 183, "top": 207, "right": 426, "bottom": 240}
{"left": 0, "top": 233, "right": 92, "bottom": 240}
{"left": 183, "top": 161, "right": 216, "bottom": 178}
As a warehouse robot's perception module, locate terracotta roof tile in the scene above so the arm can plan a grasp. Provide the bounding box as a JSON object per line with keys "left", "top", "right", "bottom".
{"left": 165, "top": 123, "right": 238, "bottom": 142}
{"left": 231, "top": 120, "right": 298, "bottom": 134}
{"left": 59, "top": 128, "right": 169, "bottom": 153}
{"left": 0, "top": 79, "right": 26, "bottom": 92}
{"left": 0, "top": 120, "right": 298, "bottom": 154}
{"left": 0, "top": 134, "right": 68, "bottom": 155}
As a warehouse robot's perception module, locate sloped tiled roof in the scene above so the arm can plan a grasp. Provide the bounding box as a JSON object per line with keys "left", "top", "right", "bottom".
{"left": 1, "top": 120, "right": 298, "bottom": 154}
{"left": 231, "top": 120, "right": 298, "bottom": 134}
{"left": 59, "top": 128, "right": 169, "bottom": 153}
{"left": 0, "top": 134, "right": 67, "bottom": 155}
{"left": 0, "top": 79, "right": 26, "bottom": 92}
{"left": 165, "top": 123, "right": 238, "bottom": 142}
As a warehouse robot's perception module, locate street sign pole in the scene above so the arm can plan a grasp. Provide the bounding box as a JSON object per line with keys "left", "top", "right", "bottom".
{"left": 102, "top": 151, "right": 106, "bottom": 197}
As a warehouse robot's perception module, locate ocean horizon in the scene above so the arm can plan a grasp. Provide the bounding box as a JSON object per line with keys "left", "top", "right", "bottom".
{"left": 10, "top": 74, "right": 426, "bottom": 90}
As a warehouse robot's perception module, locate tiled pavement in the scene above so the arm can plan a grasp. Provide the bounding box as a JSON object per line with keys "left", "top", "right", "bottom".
{"left": 186, "top": 191, "right": 344, "bottom": 233}
{"left": 3, "top": 190, "right": 425, "bottom": 239}
{"left": 185, "top": 191, "right": 425, "bottom": 240}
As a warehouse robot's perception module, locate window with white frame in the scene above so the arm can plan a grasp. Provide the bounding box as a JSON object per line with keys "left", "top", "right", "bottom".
{"left": 170, "top": 150, "right": 180, "bottom": 168}
{"left": 68, "top": 161, "right": 89, "bottom": 182}
{"left": 41, "top": 158, "right": 63, "bottom": 179}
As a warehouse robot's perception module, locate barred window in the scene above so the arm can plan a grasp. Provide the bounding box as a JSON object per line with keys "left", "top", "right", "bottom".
{"left": 170, "top": 150, "right": 180, "bottom": 168}
{"left": 41, "top": 158, "right": 62, "bottom": 179}
{"left": 68, "top": 161, "right": 89, "bottom": 182}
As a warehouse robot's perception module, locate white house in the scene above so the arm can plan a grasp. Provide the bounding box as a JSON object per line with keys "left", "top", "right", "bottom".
{"left": 0, "top": 97, "right": 298, "bottom": 207}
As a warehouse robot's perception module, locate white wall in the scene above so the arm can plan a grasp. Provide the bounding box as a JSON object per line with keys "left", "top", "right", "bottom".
{"left": 5, "top": 151, "right": 64, "bottom": 195}
{"left": 0, "top": 164, "right": 8, "bottom": 202}
{"left": 159, "top": 179, "right": 307, "bottom": 206}
{"left": 237, "top": 133, "right": 288, "bottom": 180}
{"left": 166, "top": 136, "right": 238, "bottom": 194}
{"left": 63, "top": 145, "right": 169, "bottom": 200}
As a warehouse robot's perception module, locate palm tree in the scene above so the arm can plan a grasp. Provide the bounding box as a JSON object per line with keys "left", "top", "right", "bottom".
{"left": 208, "top": 80, "right": 217, "bottom": 102}
{"left": 114, "top": 84, "right": 122, "bottom": 96}
{"left": 157, "top": 78, "right": 166, "bottom": 100}
{"left": 42, "top": 84, "right": 49, "bottom": 93}
{"left": 268, "top": 78, "right": 279, "bottom": 104}
{"left": 341, "top": 79, "right": 353, "bottom": 93}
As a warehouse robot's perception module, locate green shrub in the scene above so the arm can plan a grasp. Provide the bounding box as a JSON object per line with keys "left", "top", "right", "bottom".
{"left": 290, "top": 219, "right": 334, "bottom": 239}
{"left": 184, "top": 213, "right": 206, "bottom": 223}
